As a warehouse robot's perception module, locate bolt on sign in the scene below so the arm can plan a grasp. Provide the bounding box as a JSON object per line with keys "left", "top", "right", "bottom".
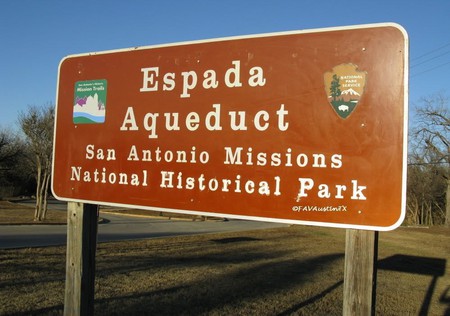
{"left": 52, "top": 23, "right": 408, "bottom": 231}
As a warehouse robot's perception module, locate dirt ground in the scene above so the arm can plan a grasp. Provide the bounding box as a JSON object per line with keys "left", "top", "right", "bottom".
{"left": 0, "top": 203, "right": 449, "bottom": 316}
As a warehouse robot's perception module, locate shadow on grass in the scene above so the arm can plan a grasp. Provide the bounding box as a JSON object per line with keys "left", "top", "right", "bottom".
{"left": 440, "top": 286, "right": 450, "bottom": 316}
{"left": 277, "top": 279, "right": 344, "bottom": 316}
{"left": 18, "top": 304, "right": 64, "bottom": 316}
{"left": 378, "top": 254, "right": 447, "bottom": 316}
{"left": 91, "top": 252, "right": 344, "bottom": 315}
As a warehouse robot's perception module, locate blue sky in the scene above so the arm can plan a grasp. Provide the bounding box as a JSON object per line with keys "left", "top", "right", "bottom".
{"left": 0, "top": 0, "right": 449, "bottom": 129}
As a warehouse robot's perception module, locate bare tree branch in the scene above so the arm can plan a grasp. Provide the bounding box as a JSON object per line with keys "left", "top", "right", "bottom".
{"left": 18, "top": 104, "right": 54, "bottom": 221}
{"left": 411, "top": 92, "right": 449, "bottom": 226}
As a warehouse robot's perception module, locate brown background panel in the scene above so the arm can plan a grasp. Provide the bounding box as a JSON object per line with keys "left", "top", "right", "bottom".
{"left": 53, "top": 24, "right": 407, "bottom": 229}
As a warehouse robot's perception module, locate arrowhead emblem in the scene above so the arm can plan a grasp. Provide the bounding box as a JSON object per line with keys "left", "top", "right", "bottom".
{"left": 324, "top": 64, "right": 367, "bottom": 119}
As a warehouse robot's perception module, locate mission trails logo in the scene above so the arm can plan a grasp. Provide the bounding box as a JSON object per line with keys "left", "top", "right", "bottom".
{"left": 73, "top": 79, "right": 107, "bottom": 124}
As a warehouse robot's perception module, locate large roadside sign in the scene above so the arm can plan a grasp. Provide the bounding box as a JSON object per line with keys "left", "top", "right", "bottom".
{"left": 52, "top": 23, "right": 408, "bottom": 231}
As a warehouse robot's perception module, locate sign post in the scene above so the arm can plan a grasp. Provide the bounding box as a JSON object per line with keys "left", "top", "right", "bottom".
{"left": 343, "top": 229, "right": 379, "bottom": 315}
{"left": 64, "top": 202, "right": 98, "bottom": 316}
{"left": 53, "top": 23, "right": 408, "bottom": 314}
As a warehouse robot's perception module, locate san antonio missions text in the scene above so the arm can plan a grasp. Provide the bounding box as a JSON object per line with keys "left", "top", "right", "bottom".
{"left": 69, "top": 145, "right": 345, "bottom": 197}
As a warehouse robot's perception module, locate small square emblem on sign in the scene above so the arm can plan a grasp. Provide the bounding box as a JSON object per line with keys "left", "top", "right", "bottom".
{"left": 73, "top": 79, "right": 107, "bottom": 124}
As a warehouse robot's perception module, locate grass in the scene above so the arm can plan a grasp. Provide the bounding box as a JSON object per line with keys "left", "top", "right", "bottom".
{"left": 0, "top": 200, "right": 207, "bottom": 225}
{"left": 0, "top": 200, "right": 68, "bottom": 224}
{"left": 0, "top": 202, "right": 449, "bottom": 315}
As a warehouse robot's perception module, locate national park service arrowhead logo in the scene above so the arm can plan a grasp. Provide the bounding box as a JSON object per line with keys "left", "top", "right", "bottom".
{"left": 324, "top": 64, "right": 367, "bottom": 119}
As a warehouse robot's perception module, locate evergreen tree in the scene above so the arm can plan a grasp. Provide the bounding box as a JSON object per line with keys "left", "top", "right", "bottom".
{"left": 330, "top": 74, "right": 341, "bottom": 101}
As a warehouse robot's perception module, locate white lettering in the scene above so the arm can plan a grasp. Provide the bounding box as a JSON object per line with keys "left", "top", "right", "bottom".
{"left": 120, "top": 107, "right": 139, "bottom": 131}
{"left": 224, "top": 60, "right": 242, "bottom": 88}
{"left": 140, "top": 67, "right": 158, "bottom": 92}
{"left": 180, "top": 71, "right": 197, "bottom": 98}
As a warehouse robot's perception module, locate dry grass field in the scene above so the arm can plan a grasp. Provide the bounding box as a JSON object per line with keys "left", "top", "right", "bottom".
{"left": 0, "top": 202, "right": 449, "bottom": 315}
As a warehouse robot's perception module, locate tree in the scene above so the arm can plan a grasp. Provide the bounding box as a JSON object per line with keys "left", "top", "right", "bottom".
{"left": 407, "top": 156, "right": 446, "bottom": 225}
{"left": 0, "top": 129, "right": 27, "bottom": 197}
{"left": 18, "top": 104, "right": 55, "bottom": 221}
{"left": 411, "top": 92, "right": 449, "bottom": 226}
{"left": 330, "top": 74, "right": 341, "bottom": 102}
{"left": 0, "top": 129, "right": 20, "bottom": 165}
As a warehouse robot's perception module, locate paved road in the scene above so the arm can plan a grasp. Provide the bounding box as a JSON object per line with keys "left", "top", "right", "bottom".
{"left": 0, "top": 205, "right": 288, "bottom": 249}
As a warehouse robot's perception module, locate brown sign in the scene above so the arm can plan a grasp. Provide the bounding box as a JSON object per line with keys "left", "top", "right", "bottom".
{"left": 52, "top": 23, "right": 408, "bottom": 230}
